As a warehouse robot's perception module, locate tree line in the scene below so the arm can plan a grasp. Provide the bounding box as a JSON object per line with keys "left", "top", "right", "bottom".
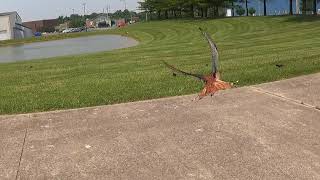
{"left": 138, "top": 0, "right": 319, "bottom": 20}
{"left": 58, "top": 9, "right": 138, "bottom": 28}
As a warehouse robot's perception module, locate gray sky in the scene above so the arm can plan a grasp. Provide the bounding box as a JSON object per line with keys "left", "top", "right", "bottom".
{"left": 0, "top": 0, "right": 139, "bottom": 22}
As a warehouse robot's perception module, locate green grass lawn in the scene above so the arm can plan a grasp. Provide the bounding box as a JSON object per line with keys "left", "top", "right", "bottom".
{"left": 1, "top": 16, "right": 320, "bottom": 115}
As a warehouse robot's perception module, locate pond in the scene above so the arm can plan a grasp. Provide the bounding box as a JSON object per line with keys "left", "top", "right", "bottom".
{"left": 0, "top": 35, "right": 139, "bottom": 63}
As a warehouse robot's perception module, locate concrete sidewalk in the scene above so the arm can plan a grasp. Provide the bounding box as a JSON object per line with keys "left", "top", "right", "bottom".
{"left": 1, "top": 73, "right": 320, "bottom": 180}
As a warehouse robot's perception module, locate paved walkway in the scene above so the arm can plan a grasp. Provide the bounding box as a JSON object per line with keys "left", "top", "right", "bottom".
{"left": 1, "top": 73, "right": 320, "bottom": 180}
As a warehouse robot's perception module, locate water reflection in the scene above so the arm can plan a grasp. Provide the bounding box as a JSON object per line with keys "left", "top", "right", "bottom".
{"left": 0, "top": 35, "right": 138, "bottom": 63}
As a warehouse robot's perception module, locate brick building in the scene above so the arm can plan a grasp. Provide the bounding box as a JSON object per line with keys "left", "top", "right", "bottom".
{"left": 23, "top": 19, "right": 59, "bottom": 33}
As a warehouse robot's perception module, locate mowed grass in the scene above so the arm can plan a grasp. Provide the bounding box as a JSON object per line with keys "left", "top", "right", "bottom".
{"left": 0, "top": 16, "right": 320, "bottom": 115}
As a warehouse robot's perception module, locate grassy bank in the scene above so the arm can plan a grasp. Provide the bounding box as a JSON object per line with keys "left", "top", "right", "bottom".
{"left": 1, "top": 16, "right": 320, "bottom": 115}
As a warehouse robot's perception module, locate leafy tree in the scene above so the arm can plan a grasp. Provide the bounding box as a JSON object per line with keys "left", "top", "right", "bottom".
{"left": 302, "top": 0, "right": 307, "bottom": 14}
{"left": 138, "top": 0, "right": 238, "bottom": 19}
{"left": 239, "top": 0, "right": 249, "bottom": 16}
{"left": 236, "top": 5, "right": 245, "bottom": 16}
{"left": 69, "top": 14, "right": 85, "bottom": 28}
{"left": 248, "top": 7, "right": 256, "bottom": 16}
{"left": 58, "top": 16, "right": 64, "bottom": 24}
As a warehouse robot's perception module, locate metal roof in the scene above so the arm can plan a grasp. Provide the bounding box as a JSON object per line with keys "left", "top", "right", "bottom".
{"left": 0, "top": 11, "right": 17, "bottom": 16}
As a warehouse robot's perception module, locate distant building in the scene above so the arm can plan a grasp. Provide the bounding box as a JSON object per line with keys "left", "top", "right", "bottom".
{"left": 0, "top": 11, "right": 33, "bottom": 41}
{"left": 226, "top": 9, "right": 232, "bottom": 17}
{"left": 86, "top": 15, "right": 113, "bottom": 28}
{"left": 86, "top": 19, "right": 95, "bottom": 28}
{"left": 23, "top": 19, "right": 59, "bottom": 33}
{"left": 131, "top": 16, "right": 140, "bottom": 23}
{"left": 116, "top": 19, "right": 126, "bottom": 27}
{"left": 95, "top": 15, "right": 112, "bottom": 28}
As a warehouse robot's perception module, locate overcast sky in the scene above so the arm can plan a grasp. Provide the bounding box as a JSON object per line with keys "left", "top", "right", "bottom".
{"left": 0, "top": 0, "right": 140, "bottom": 22}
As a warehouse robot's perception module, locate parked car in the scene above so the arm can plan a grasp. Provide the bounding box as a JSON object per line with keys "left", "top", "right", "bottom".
{"left": 62, "top": 29, "right": 72, "bottom": 33}
{"left": 72, "top": 27, "right": 84, "bottom": 32}
{"left": 62, "top": 27, "right": 84, "bottom": 33}
{"left": 34, "top": 32, "right": 42, "bottom": 37}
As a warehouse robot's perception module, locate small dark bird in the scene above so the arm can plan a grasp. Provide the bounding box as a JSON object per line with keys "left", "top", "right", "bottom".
{"left": 172, "top": 73, "right": 177, "bottom": 77}
{"left": 163, "top": 28, "right": 233, "bottom": 100}
{"left": 276, "top": 64, "right": 284, "bottom": 68}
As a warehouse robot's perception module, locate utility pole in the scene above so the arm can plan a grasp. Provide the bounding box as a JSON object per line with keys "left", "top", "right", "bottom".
{"left": 82, "top": 3, "right": 87, "bottom": 31}
{"left": 107, "top": 6, "right": 109, "bottom": 19}
{"left": 72, "top": 8, "right": 75, "bottom": 15}
{"left": 120, "top": 0, "right": 127, "bottom": 10}
{"left": 106, "top": 1, "right": 109, "bottom": 19}
{"left": 82, "top": 3, "right": 86, "bottom": 16}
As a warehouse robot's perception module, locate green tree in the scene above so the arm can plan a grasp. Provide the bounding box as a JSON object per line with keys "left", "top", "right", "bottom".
{"left": 239, "top": 0, "right": 249, "bottom": 16}
{"left": 236, "top": 5, "right": 245, "bottom": 16}
{"left": 138, "top": 0, "right": 244, "bottom": 19}
{"left": 58, "top": 16, "right": 64, "bottom": 24}
{"left": 248, "top": 7, "right": 256, "bottom": 15}
{"left": 69, "top": 14, "right": 85, "bottom": 28}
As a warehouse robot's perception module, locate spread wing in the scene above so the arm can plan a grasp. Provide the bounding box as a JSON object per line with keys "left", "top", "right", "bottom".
{"left": 163, "top": 61, "right": 205, "bottom": 82}
{"left": 199, "top": 27, "right": 219, "bottom": 75}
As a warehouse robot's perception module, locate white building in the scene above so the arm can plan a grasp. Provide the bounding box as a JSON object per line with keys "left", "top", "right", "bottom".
{"left": 95, "top": 15, "right": 112, "bottom": 28}
{"left": 0, "top": 11, "right": 33, "bottom": 41}
{"left": 226, "top": 9, "right": 232, "bottom": 17}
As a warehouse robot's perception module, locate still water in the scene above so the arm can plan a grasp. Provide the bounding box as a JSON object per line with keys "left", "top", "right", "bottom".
{"left": 0, "top": 35, "right": 138, "bottom": 63}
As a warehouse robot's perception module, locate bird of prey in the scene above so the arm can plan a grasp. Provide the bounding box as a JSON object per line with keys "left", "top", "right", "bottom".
{"left": 163, "top": 28, "right": 233, "bottom": 100}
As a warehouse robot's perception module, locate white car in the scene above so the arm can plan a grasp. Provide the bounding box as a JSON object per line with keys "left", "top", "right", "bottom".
{"left": 62, "top": 29, "right": 72, "bottom": 33}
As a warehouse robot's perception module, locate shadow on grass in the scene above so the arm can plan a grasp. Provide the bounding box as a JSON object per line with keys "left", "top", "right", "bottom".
{"left": 282, "top": 15, "right": 320, "bottom": 22}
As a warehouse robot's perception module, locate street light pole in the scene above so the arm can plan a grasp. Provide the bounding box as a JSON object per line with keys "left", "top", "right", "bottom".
{"left": 82, "top": 3, "right": 87, "bottom": 31}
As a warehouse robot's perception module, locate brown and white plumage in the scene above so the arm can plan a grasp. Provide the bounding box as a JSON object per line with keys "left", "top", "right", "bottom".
{"left": 163, "top": 28, "right": 233, "bottom": 99}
